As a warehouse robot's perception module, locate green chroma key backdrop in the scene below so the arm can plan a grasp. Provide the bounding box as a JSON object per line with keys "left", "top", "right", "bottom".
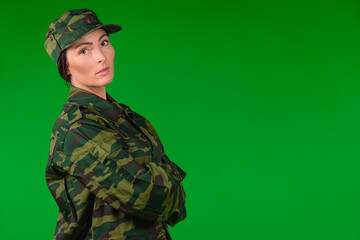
{"left": 1, "top": 0, "right": 360, "bottom": 239}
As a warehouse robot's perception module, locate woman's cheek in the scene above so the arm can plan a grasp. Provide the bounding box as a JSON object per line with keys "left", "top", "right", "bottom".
{"left": 79, "top": 59, "right": 92, "bottom": 75}
{"left": 108, "top": 46, "right": 115, "bottom": 60}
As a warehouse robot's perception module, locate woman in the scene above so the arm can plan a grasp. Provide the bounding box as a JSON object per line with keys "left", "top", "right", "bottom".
{"left": 44, "top": 9, "right": 186, "bottom": 240}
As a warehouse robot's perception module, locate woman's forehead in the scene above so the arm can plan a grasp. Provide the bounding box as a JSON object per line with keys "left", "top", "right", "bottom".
{"left": 69, "top": 28, "right": 107, "bottom": 49}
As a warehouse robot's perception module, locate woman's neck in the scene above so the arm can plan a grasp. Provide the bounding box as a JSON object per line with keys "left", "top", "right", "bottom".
{"left": 71, "top": 83, "right": 107, "bottom": 100}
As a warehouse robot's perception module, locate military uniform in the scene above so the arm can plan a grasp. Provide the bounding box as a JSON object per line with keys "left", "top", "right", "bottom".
{"left": 46, "top": 85, "right": 187, "bottom": 239}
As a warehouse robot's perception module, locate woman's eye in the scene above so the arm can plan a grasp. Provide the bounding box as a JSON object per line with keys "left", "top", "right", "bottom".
{"left": 80, "top": 49, "right": 88, "bottom": 55}
{"left": 102, "top": 40, "right": 109, "bottom": 46}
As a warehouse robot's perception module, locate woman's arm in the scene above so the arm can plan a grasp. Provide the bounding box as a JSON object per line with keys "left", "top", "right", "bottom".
{"left": 51, "top": 117, "right": 186, "bottom": 226}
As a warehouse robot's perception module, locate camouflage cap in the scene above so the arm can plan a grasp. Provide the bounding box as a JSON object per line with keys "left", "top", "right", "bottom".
{"left": 44, "top": 8, "right": 122, "bottom": 63}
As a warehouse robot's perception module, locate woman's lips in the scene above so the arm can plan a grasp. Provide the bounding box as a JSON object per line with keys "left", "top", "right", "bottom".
{"left": 96, "top": 67, "right": 110, "bottom": 75}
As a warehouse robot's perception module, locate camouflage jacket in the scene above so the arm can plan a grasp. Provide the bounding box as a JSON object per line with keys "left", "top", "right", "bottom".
{"left": 46, "top": 85, "right": 186, "bottom": 240}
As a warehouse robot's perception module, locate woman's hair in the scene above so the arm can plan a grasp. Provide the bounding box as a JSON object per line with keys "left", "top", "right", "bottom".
{"left": 57, "top": 50, "right": 71, "bottom": 83}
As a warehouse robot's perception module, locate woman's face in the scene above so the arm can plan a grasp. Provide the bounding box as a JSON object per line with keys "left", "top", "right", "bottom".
{"left": 66, "top": 28, "right": 115, "bottom": 91}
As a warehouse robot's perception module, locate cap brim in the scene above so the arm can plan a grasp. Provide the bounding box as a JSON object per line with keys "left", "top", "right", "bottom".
{"left": 100, "top": 24, "right": 122, "bottom": 34}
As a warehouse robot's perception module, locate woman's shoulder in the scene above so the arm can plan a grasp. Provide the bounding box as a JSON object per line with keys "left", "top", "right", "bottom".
{"left": 54, "top": 102, "right": 85, "bottom": 126}
{"left": 51, "top": 102, "right": 90, "bottom": 137}
{"left": 49, "top": 102, "right": 112, "bottom": 152}
{"left": 55, "top": 102, "right": 113, "bottom": 133}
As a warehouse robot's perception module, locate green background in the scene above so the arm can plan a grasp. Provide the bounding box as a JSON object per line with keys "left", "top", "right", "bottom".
{"left": 1, "top": 0, "right": 360, "bottom": 239}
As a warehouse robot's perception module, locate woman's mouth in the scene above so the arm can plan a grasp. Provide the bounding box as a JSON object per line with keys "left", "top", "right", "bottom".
{"left": 96, "top": 67, "right": 110, "bottom": 75}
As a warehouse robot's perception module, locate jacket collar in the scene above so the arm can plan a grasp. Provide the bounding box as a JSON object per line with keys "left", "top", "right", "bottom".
{"left": 67, "top": 85, "right": 130, "bottom": 123}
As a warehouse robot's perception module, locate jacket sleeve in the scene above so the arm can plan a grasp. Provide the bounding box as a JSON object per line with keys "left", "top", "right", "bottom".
{"left": 58, "top": 117, "right": 186, "bottom": 225}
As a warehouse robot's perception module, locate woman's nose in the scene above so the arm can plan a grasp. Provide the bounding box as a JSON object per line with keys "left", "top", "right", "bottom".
{"left": 94, "top": 49, "right": 105, "bottom": 63}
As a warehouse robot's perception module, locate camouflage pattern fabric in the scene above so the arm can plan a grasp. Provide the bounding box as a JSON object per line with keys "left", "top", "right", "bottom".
{"left": 44, "top": 8, "right": 122, "bottom": 63}
{"left": 46, "top": 85, "right": 186, "bottom": 239}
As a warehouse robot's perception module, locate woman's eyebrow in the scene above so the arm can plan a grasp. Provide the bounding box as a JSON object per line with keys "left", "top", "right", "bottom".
{"left": 74, "top": 33, "right": 108, "bottom": 49}
{"left": 98, "top": 33, "right": 107, "bottom": 42}
{"left": 75, "top": 42, "right": 91, "bottom": 49}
